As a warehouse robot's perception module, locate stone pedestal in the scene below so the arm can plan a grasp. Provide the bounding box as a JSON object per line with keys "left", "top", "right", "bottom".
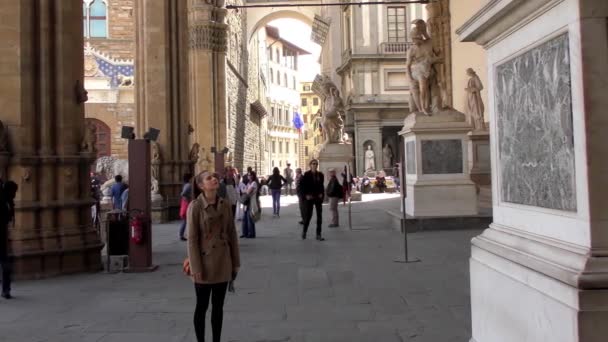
{"left": 317, "top": 143, "right": 354, "bottom": 185}
{"left": 459, "top": 0, "right": 608, "bottom": 341}
{"left": 467, "top": 131, "right": 490, "bottom": 186}
{"left": 399, "top": 110, "right": 477, "bottom": 217}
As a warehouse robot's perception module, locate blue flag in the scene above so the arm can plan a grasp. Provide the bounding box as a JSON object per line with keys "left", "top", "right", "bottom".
{"left": 292, "top": 112, "right": 304, "bottom": 132}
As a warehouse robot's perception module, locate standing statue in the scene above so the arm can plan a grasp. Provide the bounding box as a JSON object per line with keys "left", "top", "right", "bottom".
{"left": 0, "top": 120, "right": 8, "bottom": 152}
{"left": 313, "top": 74, "right": 346, "bottom": 144}
{"left": 465, "top": 68, "right": 486, "bottom": 131}
{"left": 151, "top": 141, "right": 161, "bottom": 181}
{"left": 364, "top": 145, "right": 376, "bottom": 171}
{"left": 188, "top": 143, "right": 200, "bottom": 174}
{"left": 81, "top": 121, "right": 97, "bottom": 153}
{"left": 406, "top": 19, "right": 446, "bottom": 115}
{"left": 382, "top": 144, "right": 393, "bottom": 169}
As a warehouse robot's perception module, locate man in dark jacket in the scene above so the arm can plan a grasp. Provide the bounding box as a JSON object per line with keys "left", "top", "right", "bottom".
{"left": 326, "top": 169, "right": 344, "bottom": 228}
{"left": 0, "top": 179, "right": 18, "bottom": 299}
{"left": 300, "top": 159, "right": 325, "bottom": 241}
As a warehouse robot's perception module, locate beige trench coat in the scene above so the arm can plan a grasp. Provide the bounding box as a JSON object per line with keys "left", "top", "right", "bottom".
{"left": 187, "top": 195, "right": 240, "bottom": 284}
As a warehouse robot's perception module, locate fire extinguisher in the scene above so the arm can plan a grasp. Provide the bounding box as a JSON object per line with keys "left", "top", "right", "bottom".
{"left": 130, "top": 212, "right": 145, "bottom": 244}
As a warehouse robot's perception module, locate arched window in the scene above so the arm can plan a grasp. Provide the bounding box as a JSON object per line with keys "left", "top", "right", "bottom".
{"left": 83, "top": 0, "right": 107, "bottom": 38}
{"left": 270, "top": 68, "right": 274, "bottom": 83}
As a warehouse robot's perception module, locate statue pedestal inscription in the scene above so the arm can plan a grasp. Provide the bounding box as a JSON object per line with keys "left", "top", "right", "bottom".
{"left": 399, "top": 110, "right": 477, "bottom": 217}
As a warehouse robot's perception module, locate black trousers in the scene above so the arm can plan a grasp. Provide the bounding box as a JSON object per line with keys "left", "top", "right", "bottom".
{"left": 297, "top": 195, "right": 305, "bottom": 220}
{"left": 303, "top": 199, "right": 323, "bottom": 236}
{"left": 194, "top": 282, "right": 228, "bottom": 342}
{"left": 0, "top": 257, "right": 11, "bottom": 295}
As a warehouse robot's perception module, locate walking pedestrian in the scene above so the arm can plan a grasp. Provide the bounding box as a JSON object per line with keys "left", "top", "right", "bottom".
{"left": 267, "top": 167, "right": 286, "bottom": 217}
{"left": 283, "top": 163, "right": 294, "bottom": 195}
{"left": 110, "top": 175, "right": 127, "bottom": 210}
{"left": 187, "top": 170, "right": 240, "bottom": 342}
{"left": 326, "top": 169, "right": 344, "bottom": 228}
{"left": 236, "top": 174, "right": 248, "bottom": 221}
{"left": 179, "top": 173, "right": 193, "bottom": 241}
{"left": 295, "top": 168, "right": 304, "bottom": 225}
{"left": 300, "top": 159, "right": 325, "bottom": 241}
{"left": 0, "top": 179, "right": 18, "bottom": 299}
{"left": 240, "top": 171, "right": 259, "bottom": 238}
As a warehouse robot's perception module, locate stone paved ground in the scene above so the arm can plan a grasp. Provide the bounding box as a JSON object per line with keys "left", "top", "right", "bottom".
{"left": 0, "top": 194, "right": 478, "bottom": 342}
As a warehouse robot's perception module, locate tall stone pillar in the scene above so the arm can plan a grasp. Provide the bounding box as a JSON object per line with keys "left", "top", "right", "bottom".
{"left": 187, "top": 0, "right": 228, "bottom": 174}
{"left": 135, "top": 0, "right": 191, "bottom": 221}
{"left": 459, "top": 0, "right": 608, "bottom": 340}
{"left": 426, "top": 0, "right": 453, "bottom": 108}
{"left": 0, "top": 0, "right": 102, "bottom": 278}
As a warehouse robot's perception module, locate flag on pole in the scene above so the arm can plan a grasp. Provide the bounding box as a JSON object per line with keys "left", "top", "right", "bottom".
{"left": 292, "top": 112, "right": 304, "bottom": 133}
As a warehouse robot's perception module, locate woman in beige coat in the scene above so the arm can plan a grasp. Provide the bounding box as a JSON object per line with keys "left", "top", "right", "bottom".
{"left": 187, "top": 170, "right": 241, "bottom": 342}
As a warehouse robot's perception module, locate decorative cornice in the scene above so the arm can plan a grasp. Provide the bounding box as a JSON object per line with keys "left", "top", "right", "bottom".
{"left": 456, "top": 0, "right": 564, "bottom": 48}
{"left": 84, "top": 42, "right": 134, "bottom": 65}
{"left": 189, "top": 22, "right": 228, "bottom": 52}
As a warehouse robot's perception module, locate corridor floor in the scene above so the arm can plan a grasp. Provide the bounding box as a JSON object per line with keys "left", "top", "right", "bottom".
{"left": 0, "top": 194, "right": 476, "bottom": 342}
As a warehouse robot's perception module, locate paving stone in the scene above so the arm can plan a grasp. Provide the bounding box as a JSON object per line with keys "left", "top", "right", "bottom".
{"left": 3, "top": 194, "right": 477, "bottom": 341}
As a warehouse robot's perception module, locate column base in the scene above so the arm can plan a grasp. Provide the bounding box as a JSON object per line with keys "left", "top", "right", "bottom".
{"left": 12, "top": 244, "right": 104, "bottom": 280}
{"left": 470, "top": 225, "right": 608, "bottom": 342}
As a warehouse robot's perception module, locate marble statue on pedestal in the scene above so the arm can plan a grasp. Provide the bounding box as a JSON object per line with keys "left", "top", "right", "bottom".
{"left": 313, "top": 74, "right": 345, "bottom": 144}
{"left": 365, "top": 145, "right": 376, "bottom": 171}
{"left": 465, "top": 68, "right": 486, "bottom": 131}
{"left": 81, "top": 122, "right": 97, "bottom": 153}
{"left": 383, "top": 144, "right": 393, "bottom": 169}
{"left": 406, "top": 19, "right": 447, "bottom": 115}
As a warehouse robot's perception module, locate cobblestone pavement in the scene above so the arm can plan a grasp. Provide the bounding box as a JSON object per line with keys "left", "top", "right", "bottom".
{"left": 0, "top": 193, "right": 478, "bottom": 342}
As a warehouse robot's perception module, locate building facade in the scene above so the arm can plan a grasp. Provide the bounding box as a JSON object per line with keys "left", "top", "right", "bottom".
{"left": 261, "top": 26, "right": 309, "bottom": 175}
{"left": 83, "top": 0, "right": 135, "bottom": 160}
{"left": 337, "top": 2, "right": 427, "bottom": 175}
{"left": 299, "top": 81, "right": 322, "bottom": 167}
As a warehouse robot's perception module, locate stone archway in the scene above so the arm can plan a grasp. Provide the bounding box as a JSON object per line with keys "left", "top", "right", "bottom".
{"left": 85, "top": 118, "right": 112, "bottom": 159}
{"left": 246, "top": 3, "right": 318, "bottom": 43}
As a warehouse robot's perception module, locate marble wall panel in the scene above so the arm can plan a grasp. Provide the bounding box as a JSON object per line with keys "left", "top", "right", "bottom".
{"left": 421, "top": 140, "right": 463, "bottom": 174}
{"left": 495, "top": 33, "right": 576, "bottom": 211}
{"left": 406, "top": 141, "right": 416, "bottom": 174}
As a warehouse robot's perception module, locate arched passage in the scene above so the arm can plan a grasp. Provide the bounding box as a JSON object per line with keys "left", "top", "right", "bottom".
{"left": 247, "top": 8, "right": 316, "bottom": 43}
{"left": 85, "top": 118, "right": 112, "bottom": 159}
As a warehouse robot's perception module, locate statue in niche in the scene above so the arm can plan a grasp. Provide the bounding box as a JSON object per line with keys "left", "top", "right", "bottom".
{"left": 81, "top": 121, "right": 97, "bottom": 153}
{"left": 151, "top": 141, "right": 161, "bottom": 181}
{"left": 364, "top": 145, "right": 376, "bottom": 171}
{"left": 0, "top": 120, "right": 8, "bottom": 152}
{"left": 313, "top": 74, "right": 345, "bottom": 144}
{"left": 465, "top": 68, "right": 486, "bottom": 131}
{"left": 406, "top": 19, "right": 446, "bottom": 115}
{"left": 383, "top": 144, "right": 393, "bottom": 169}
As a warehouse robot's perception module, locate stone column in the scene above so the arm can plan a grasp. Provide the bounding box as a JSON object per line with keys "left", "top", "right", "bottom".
{"left": 135, "top": 0, "right": 191, "bottom": 222}
{"left": 459, "top": 0, "right": 608, "bottom": 340}
{"left": 426, "top": 0, "right": 453, "bottom": 108}
{"left": 0, "top": 0, "right": 102, "bottom": 278}
{"left": 187, "top": 0, "right": 228, "bottom": 174}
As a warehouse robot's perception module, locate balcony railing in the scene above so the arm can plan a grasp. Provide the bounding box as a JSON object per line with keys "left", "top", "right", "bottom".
{"left": 379, "top": 42, "right": 409, "bottom": 55}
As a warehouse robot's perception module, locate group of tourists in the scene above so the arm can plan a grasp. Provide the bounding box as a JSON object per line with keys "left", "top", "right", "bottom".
{"left": 182, "top": 159, "right": 351, "bottom": 341}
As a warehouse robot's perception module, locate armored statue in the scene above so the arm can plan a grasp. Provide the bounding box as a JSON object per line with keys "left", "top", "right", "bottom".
{"left": 151, "top": 141, "right": 162, "bottom": 181}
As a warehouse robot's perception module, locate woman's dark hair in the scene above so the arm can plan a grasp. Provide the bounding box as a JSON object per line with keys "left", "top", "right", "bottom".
{"left": 191, "top": 171, "right": 218, "bottom": 201}
{"left": 249, "top": 171, "right": 258, "bottom": 183}
{"left": 272, "top": 167, "right": 280, "bottom": 175}
{"left": 183, "top": 173, "right": 193, "bottom": 184}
